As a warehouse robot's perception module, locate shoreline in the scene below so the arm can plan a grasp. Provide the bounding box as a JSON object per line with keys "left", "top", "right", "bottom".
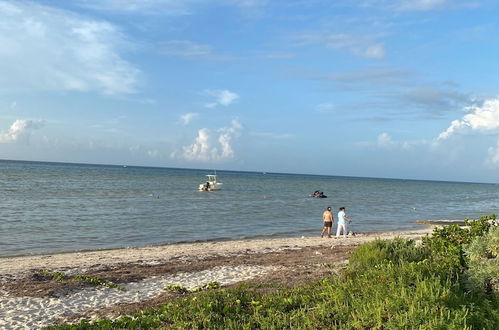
{"left": 0, "top": 225, "right": 433, "bottom": 260}
{"left": 0, "top": 228, "right": 433, "bottom": 277}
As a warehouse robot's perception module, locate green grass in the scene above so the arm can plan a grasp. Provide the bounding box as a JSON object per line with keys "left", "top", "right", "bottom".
{"left": 47, "top": 215, "right": 499, "bottom": 329}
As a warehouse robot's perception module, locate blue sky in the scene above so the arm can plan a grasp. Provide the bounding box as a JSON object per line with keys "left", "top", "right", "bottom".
{"left": 2, "top": 0, "right": 499, "bottom": 182}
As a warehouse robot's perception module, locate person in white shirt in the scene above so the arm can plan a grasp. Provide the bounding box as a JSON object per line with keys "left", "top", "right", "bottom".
{"left": 336, "top": 207, "right": 351, "bottom": 238}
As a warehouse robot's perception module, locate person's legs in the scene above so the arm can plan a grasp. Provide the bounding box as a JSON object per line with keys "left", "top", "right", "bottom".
{"left": 336, "top": 223, "right": 343, "bottom": 237}
{"left": 327, "top": 225, "right": 332, "bottom": 238}
{"left": 343, "top": 223, "right": 348, "bottom": 238}
{"left": 321, "top": 225, "right": 326, "bottom": 237}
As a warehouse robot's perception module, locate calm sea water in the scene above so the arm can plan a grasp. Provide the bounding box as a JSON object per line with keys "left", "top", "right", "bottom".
{"left": 1, "top": 160, "right": 498, "bottom": 257}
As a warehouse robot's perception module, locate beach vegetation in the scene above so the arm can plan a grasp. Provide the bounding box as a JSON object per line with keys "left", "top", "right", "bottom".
{"left": 464, "top": 226, "right": 499, "bottom": 294}
{"left": 39, "top": 270, "right": 126, "bottom": 291}
{"left": 47, "top": 215, "right": 499, "bottom": 329}
{"left": 163, "top": 284, "right": 190, "bottom": 294}
{"left": 164, "top": 281, "right": 221, "bottom": 294}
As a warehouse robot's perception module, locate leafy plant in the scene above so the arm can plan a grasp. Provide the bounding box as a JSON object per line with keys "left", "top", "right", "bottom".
{"left": 464, "top": 226, "right": 499, "bottom": 294}
{"left": 40, "top": 269, "right": 68, "bottom": 281}
{"left": 163, "top": 284, "right": 190, "bottom": 294}
{"left": 74, "top": 274, "right": 126, "bottom": 291}
{"left": 164, "top": 281, "right": 221, "bottom": 294}
{"left": 39, "top": 270, "right": 126, "bottom": 291}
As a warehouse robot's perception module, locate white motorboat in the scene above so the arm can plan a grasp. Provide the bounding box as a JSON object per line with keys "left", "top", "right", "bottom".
{"left": 198, "top": 174, "right": 223, "bottom": 191}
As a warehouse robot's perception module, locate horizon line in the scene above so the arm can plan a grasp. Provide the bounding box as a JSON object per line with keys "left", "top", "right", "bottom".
{"left": 0, "top": 157, "right": 495, "bottom": 185}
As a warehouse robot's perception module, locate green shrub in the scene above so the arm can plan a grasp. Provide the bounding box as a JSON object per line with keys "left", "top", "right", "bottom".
{"left": 349, "top": 237, "right": 429, "bottom": 273}
{"left": 464, "top": 226, "right": 499, "bottom": 294}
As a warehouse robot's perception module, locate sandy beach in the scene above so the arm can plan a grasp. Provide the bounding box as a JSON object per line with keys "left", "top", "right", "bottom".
{"left": 0, "top": 229, "right": 433, "bottom": 329}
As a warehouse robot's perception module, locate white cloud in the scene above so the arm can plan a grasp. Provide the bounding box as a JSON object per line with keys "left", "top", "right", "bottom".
{"left": 0, "top": 1, "right": 139, "bottom": 95}
{"left": 435, "top": 97, "right": 499, "bottom": 167}
{"left": 0, "top": 119, "right": 43, "bottom": 144}
{"left": 180, "top": 112, "right": 199, "bottom": 125}
{"left": 294, "top": 33, "right": 385, "bottom": 59}
{"left": 204, "top": 89, "right": 239, "bottom": 108}
{"left": 437, "top": 98, "right": 499, "bottom": 140}
{"left": 487, "top": 140, "right": 499, "bottom": 165}
{"left": 377, "top": 132, "right": 396, "bottom": 148}
{"left": 375, "top": 132, "right": 425, "bottom": 150}
{"left": 173, "top": 119, "right": 243, "bottom": 162}
{"left": 147, "top": 149, "right": 159, "bottom": 158}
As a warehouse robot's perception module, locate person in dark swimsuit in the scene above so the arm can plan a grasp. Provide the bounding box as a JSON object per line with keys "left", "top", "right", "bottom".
{"left": 321, "top": 206, "right": 334, "bottom": 238}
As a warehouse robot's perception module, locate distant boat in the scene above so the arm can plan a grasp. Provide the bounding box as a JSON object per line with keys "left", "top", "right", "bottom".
{"left": 199, "top": 174, "right": 223, "bottom": 191}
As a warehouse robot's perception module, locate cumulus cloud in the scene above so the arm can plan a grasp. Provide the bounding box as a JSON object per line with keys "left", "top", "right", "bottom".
{"left": 173, "top": 119, "right": 243, "bottom": 162}
{"left": 180, "top": 112, "right": 199, "bottom": 125}
{"left": 294, "top": 33, "right": 385, "bottom": 59}
{"left": 0, "top": 119, "right": 43, "bottom": 144}
{"left": 437, "top": 98, "right": 499, "bottom": 140}
{"left": 0, "top": 1, "right": 139, "bottom": 95}
{"left": 204, "top": 89, "right": 239, "bottom": 108}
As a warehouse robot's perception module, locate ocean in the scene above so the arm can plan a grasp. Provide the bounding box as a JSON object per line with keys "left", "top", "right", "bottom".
{"left": 1, "top": 159, "right": 497, "bottom": 257}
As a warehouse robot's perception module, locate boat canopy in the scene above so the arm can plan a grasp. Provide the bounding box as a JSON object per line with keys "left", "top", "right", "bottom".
{"left": 206, "top": 175, "right": 217, "bottom": 181}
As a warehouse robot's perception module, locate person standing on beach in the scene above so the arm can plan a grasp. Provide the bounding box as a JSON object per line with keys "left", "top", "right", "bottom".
{"left": 336, "top": 207, "right": 352, "bottom": 238}
{"left": 321, "top": 206, "right": 334, "bottom": 238}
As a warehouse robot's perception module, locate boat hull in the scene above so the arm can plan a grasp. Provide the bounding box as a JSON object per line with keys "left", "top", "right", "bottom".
{"left": 198, "top": 183, "right": 223, "bottom": 191}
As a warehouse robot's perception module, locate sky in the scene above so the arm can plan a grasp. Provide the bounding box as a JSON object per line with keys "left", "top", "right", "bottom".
{"left": 2, "top": 0, "right": 499, "bottom": 183}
